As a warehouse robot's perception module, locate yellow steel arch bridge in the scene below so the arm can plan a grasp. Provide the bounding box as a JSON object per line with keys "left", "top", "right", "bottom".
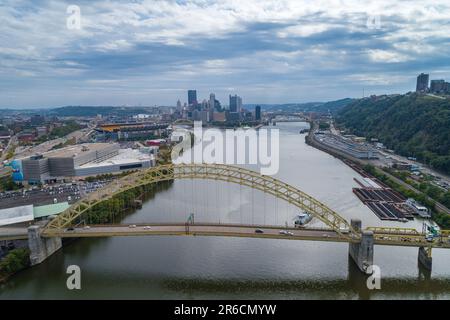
{"left": 43, "top": 163, "right": 358, "bottom": 239}
{"left": 41, "top": 163, "right": 450, "bottom": 253}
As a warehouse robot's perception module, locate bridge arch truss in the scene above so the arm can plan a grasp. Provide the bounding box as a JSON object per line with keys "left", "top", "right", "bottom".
{"left": 43, "top": 164, "right": 359, "bottom": 240}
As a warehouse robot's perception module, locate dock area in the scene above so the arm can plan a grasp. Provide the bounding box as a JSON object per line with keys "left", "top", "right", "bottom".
{"left": 353, "top": 177, "right": 415, "bottom": 221}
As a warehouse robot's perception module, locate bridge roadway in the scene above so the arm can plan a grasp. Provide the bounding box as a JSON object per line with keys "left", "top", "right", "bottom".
{"left": 0, "top": 227, "right": 29, "bottom": 241}
{"left": 37, "top": 223, "right": 450, "bottom": 249}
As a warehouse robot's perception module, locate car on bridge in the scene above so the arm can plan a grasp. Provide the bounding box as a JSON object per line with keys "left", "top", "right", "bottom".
{"left": 255, "top": 229, "right": 264, "bottom": 234}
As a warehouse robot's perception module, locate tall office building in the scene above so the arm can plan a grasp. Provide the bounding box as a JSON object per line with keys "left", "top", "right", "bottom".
{"left": 229, "top": 95, "right": 237, "bottom": 112}
{"left": 188, "top": 90, "right": 197, "bottom": 106}
{"left": 209, "top": 93, "right": 216, "bottom": 110}
{"left": 416, "top": 73, "right": 429, "bottom": 92}
{"left": 229, "top": 94, "right": 242, "bottom": 112}
{"left": 237, "top": 96, "right": 242, "bottom": 111}
{"left": 430, "top": 79, "right": 446, "bottom": 93}
{"left": 255, "top": 105, "right": 261, "bottom": 121}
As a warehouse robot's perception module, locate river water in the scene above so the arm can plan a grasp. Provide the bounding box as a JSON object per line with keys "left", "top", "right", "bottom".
{"left": 1, "top": 122, "right": 450, "bottom": 299}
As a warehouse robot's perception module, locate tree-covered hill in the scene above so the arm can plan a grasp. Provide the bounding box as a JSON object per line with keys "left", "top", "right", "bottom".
{"left": 336, "top": 94, "right": 450, "bottom": 174}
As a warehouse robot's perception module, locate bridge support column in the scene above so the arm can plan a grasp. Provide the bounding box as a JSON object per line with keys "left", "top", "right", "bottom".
{"left": 348, "top": 219, "right": 374, "bottom": 273}
{"left": 418, "top": 246, "right": 432, "bottom": 271}
{"left": 28, "top": 225, "right": 62, "bottom": 266}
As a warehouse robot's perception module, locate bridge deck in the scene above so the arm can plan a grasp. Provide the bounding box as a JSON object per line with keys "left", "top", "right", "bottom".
{"left": 0, "top": 227, "right": 28, "bottom": 241}
{"left": 43, "top": 224, "right": 347, "bottom": 243}
{"left": 39, "top": 223, "right": 450, "bottom": 249}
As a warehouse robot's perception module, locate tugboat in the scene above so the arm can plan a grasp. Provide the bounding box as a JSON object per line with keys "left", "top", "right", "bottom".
{"left": 294, "top": 212, "right": 313, "bottom": 227}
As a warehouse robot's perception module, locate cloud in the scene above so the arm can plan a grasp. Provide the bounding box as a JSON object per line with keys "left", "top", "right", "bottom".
{"left": 0, "top": 0, "right": 450, "bottom": 107}
{"left": 366, "top": 49, "right": 412, "bottom": 63}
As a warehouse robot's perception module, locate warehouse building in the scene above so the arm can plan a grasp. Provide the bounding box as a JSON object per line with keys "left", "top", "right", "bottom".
{"left": 75, "top": 148, "right": 155, "bottom": 177}
{"left": 19, "top": 143, "right": 155, "bottom": 183}
{"left": 315, "top": 133, "right": 380, "bottom": 159}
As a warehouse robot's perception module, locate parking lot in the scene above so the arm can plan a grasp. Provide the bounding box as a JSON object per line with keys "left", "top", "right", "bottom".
{"left": 0, "top": 179, "right": 112, "bottom": 210}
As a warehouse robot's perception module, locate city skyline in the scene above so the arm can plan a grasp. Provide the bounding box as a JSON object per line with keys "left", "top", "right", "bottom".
{"left": 1, "top": 0, "right": 450, "bottom": 108}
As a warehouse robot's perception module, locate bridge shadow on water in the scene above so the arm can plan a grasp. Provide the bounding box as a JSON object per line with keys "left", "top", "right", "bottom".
{"left": 158, "top": 256, "right": 450, "bottom": 300}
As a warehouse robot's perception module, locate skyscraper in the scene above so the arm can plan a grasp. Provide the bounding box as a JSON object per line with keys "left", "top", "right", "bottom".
{"left": 416, "top": 73, "right": 429, "bottom": 92}
{"left": 430, "top": 79, "right": 445, "bottom": 93}
{"left": 209, "top": 93, "right": 215, "bottom": 110}
{"left": 188, "top": 90, "right": 197, "bottom": 106}
{"left": 229, "top": 94, "right": 242, "bottom": 112}
{"left": 255, "top": 105, "right": 261, "bottom": 121}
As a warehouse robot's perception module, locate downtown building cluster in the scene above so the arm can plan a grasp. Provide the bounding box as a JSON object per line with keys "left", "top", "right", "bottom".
{"left": 176, "top": 90, "right": 262, "bottom": 125}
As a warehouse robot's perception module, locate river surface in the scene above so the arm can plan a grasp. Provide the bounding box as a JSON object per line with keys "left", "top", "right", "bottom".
{"left": 1, "top": 122, "right": 450, "bottom": 299}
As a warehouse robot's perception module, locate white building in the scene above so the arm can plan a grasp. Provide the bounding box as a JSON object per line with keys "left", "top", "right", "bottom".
{"left": 74, "top": 148, "right": 156, "bottom": 177}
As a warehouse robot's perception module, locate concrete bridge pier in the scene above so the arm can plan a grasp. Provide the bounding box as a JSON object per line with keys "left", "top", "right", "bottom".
{"left": 27, "top": 225, "right": 62, "bottom": 266}
{"left": 418, "top": 246, "right": 432, "bottom": 271}
{"left": 348, "top": 219, "right": 374, "bottom": 273}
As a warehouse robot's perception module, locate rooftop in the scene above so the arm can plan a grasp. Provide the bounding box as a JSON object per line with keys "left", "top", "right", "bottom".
{"left": 33, "top": 202, "right": 70, "bottom": 219}
{"left": 42, "top": 143, "right": 117, "bottom": 158}
{"left": 77, "top": 148, "right": 154, "bottom": 168}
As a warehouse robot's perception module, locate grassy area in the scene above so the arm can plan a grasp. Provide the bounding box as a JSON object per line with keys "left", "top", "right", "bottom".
{"left": 49, "top": 121, "right": 82, "bottom": 139}
{"left": 158, "top": 145, "right": 173, "bottom": 165}
{"left": 0, "top": 176, "right": 22, "bottom": 192}
{"left": 84, "top": 170, "right": 136, "bottom": 183}
{"left": 0, "top": 248, "right": 30, "bottom": 283}
{"left": 385, "top": 168, "right": 450, "bottom": 209}
{"left": 50, "top": 137, "right": 76, "bottom": 151}
{"left": 82, "top": 181, "right": 173, "bottom": 224}
{"left": 318, "top": 121, "right": 330, "bottom": 130}
{"left": 4, "top": 144, "right": 16, "bottom": 160}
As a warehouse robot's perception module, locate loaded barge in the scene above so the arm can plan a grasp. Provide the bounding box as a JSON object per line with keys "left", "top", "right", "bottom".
{"left": 353, "top": 177, "right": 415, "bottom": 221}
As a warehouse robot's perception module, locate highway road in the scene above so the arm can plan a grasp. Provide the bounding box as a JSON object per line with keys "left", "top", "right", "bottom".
{"left": 14, "top": 125, "right": 94, "bottom": 159}
{"left": 43, "top": 224, "right": 346, "bottom": 242}
{"left": 0, "top": 227, "right": 28, "bottom": 241}
{"left": 39, "top": 224, "right": 450, "bottom": 248}
{"left": 0, "top": 135, "right": 17, "bottom": 163}
{"left": 4, "top": 222, "right": 450, "bottom": 249}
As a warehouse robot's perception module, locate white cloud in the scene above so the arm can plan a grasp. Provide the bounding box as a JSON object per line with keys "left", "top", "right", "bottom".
{"left": 1, "top": 0, "right": 450, "bottom": 106}
{"left": 366, "top": 49, "right": 412, "bottom": 63}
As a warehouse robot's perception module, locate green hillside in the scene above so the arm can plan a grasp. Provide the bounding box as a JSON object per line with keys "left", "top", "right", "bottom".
{"left": 336, "top": 94, "right": 450, "bottom": 174}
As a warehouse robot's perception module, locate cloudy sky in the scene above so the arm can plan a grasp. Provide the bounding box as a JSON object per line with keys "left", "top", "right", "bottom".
{"left": 1, "top": 0, "right": 450, "bottom": 108}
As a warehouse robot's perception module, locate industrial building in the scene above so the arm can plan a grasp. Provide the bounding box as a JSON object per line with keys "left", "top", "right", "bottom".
{"left": 18, "top": 143, "right": 156, "bottom": 183}
{"left": 315, "top": 133, "right": 379, "bottom": 159}
{"left": 95, "top": 122, "right": 169, "bottom": 141}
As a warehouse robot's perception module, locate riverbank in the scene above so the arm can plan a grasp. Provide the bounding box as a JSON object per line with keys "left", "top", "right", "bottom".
{"left": 0, "top": 248, "right": 30, "bottom": 284}
{"left": 305, "top": 123, "right": 450, "bottom": 227}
